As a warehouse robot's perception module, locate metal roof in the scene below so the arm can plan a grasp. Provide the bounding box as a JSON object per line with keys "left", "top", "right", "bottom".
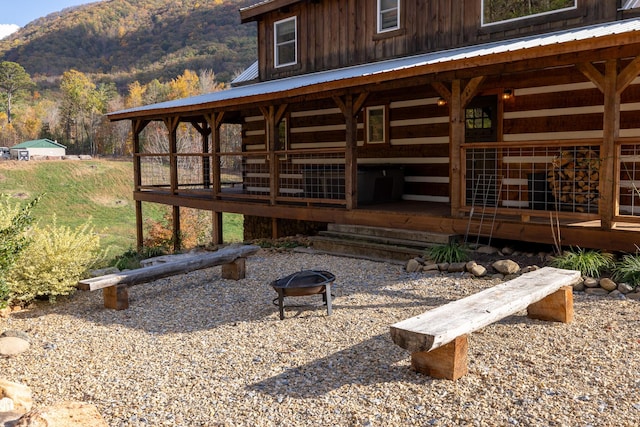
{"left": 11, "top": 139, "right": 67, "bottom": 149}
{"left": 109, "top": 17, "right": 640, "bottom": 120}
{"left": 231, "top": 60, "right": 259, "bottom": 85}
{"left": 623, "top": 0, "right": 640, "bottom": 10}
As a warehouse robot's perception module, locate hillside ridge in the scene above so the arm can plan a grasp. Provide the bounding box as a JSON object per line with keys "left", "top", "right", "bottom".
{"left": 0, "top": 0, "right": 257, "bottom": 88}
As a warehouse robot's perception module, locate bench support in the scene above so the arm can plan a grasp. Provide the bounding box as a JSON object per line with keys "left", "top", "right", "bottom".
{"left": 411, "top": 335, "right": 468, "bottom": 380}
{"left": 221, "top": 258, "right": 246, "bottom": 280}
{"left": 103, "top": 286, "right": 129, "bottom": 311}
{"left": 527, "top": 285, "right": 573, "bottom": 323}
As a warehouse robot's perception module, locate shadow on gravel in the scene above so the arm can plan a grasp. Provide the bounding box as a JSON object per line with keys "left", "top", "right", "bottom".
{"left": 247, "top": 333, "right": 429, "bottom": 397}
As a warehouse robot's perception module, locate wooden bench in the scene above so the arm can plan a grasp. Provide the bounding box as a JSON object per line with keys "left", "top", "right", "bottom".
{"left": 78, "top": 245, "right": 260, "bottom": 310}
{"left": 390, "top": 266, "right": 581, "bottom": 380}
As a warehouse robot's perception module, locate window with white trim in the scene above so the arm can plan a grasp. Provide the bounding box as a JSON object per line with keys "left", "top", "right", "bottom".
{"left": 377, "top": 0, "right": 399, "bottom": 33}
{"left": 274, "top": 17, "right": 297, "bottom": 67}
{"left": 482, "top": 0, "right": 576, "bottom": 26}
{"left": 366, "top": 106, "right": 387, "bottom": 144}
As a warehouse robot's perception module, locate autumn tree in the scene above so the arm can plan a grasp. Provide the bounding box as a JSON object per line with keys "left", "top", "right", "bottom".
{"left": 59, "top": 70, "right": 115, "bottom": 155}
{"left": 0, "top": 61, "right": 34, "bottom": 124}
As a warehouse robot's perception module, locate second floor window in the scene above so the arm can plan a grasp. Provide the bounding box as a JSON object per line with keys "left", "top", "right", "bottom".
{"left": 274, "top": 17, "right": 297, "bottom": 67}
{"left": 378, "top": 0, "right": 399, "bottom": 33}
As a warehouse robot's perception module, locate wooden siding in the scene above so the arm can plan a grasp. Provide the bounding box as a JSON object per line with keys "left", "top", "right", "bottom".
{"left": 255, "top": 0, "right": 618, "bottom": 81}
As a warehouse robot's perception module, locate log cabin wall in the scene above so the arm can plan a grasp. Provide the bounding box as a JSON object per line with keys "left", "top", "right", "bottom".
{"left": 253, "top": 0, "right": 618, "bottom": 81}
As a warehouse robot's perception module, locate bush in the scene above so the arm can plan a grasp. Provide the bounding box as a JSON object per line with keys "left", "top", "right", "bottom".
{"left": 7, "top": 218, "right": 103, "bottom": 304}
{"left": 0, "top": 195, "right": 39, "bottom": 308}
{"left": 427, "top": 241, "right": 469, "bottom": 264}
{"left": 111, "top": 246, "right": 166, "bottom": 270}
{"left": 613, "top": 253, "right": 640, "bottom": 289}
{"left": 550, "top": 247, "right": 614, "bottom": 278}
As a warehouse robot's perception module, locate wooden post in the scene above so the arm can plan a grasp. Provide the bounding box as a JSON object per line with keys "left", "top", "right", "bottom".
{"left": 449, "top": 80, "right": 463, "bottom": 217}
{"left": 411, "top": 335, "right": 468, "bottom": 380}
{"left": 601, "top": 60, "right": 620, "bottom": 229}
{"left": 221, "top": 258, "right": 246, "bottom": 280}
{"left": 334, "top": 93, "right": 368, "bottom": 210}
{"left": 172, "top": 206, "right": 181, "bottom": 252}
{"left": 103, "top": 286, "right": 129, "bottom": 310}
{"left": 527, "top": 285, "right": 573, "bottom": 323}
{"left": 205, "top": 112, "right": 225, "bottom": 246}
{"left": 132, "top": 120, "right": 148, "bottom": 251}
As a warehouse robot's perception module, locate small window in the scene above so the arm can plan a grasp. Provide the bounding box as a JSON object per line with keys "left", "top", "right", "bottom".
{"left": 366, "top": 106, "right": 387, "bottom": 144}
{"left": 377, "top": 0, "right": 399, "bottom": 33}
{"left": 274, "top": 17, "right": 297, "bottom": 67}
{"left": 465, "top": 96, "right": 497, "bottom": 142}
{"left": 482, "top": 0, "right": 576, "bottom": 26}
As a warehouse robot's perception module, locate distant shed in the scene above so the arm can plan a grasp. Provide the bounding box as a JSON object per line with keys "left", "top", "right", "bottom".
{"left": 9, "top": 139, "right": 67, "bottom": 160}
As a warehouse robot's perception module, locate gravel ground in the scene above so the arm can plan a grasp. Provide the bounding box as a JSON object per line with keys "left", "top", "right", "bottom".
{"left": 1, "top": 250, "right": 640, "bottom": 426}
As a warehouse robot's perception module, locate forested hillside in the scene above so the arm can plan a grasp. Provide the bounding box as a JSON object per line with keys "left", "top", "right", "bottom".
{"left": 0, "top": 0, "right": 257, "bottom": 88}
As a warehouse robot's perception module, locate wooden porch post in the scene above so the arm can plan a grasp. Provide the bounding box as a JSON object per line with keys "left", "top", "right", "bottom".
{"left": 433, "top": 77, "right": 484, "bottom": 217}
{"left": 164, "top": 116, "right": 181, "bottom": 252}
{"left": 205, "top": 112, "right": 225, "bottom": 245}
{"left": 334, "top": 93, "right": 368, "bottom": 210}
{"left": 132, "top": 119, "right": 149, "bottom": 251}
{"left": 578, "top": 58, "right": 640, "bottom": 229}
{"left": 260, "top": 105, "right": 287, "bottom": 238}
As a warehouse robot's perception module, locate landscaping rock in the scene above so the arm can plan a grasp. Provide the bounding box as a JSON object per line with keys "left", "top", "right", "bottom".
{"left": 492, "top": 259, "right": 520, "bottom": 275}
{"left": 1, "top": 330, "right": 31, "bottom": 343}
{"left": 0, "top": 379, "right": 32, "bottom": 413}
{"left": 608, "top": 290, "right": 625, "bottom": 300}
{"left": 470, "top": 264, "right": 487, "bottom": 277}
{"left": 599, "top": 278, "right": 617, "bottom": 292}
{"left": 501, "top": 246, "right": 515, "bottom": 256}
{"left": 617, "top": 283, "right": 634, "bottom": 294}
{"left": 585, "top": 288, "right": 610, "bottom": 296}
{"left": 573, "top": 279, "right": 585, "bottom": 292}
{"left": 0, "top": 307, "right": 10, "bottom": 318}
{"left": 0, "top": 397, "right": 14, "bottom": 411}
{"left": 422, "top": 264, "right": 439, "bottom": 272}
{"left": 447, "top": 262, "right": 467, "bottom": 273}
{"left": 14, "top": 401, "right": 107, "bottom": 427}
{"left": 437, "top": 263, "right": 450, "bottom": 272}
{"left": 465, "top": 261, "right": 477, "bottom": 271}
{"left": 583, "top": 277, "right": 598, "bottom": 288}
{"left": 627, "top": 292, "right": 640, "bottom": 301}
{"left": 406, "top": 259, "right": 422, "bottom": 273}
{"left": 0, "top": 337, "right": 30, "bottom": 357}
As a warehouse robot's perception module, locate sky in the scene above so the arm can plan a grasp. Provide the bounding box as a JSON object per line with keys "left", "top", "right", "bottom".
{"left": 1, "top": 0, "right": 100, "bottom": 38}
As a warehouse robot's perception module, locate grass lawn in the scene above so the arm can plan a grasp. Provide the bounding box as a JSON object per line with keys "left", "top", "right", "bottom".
{"left": 0, "top": 159, "right": 243, "bottom": 261}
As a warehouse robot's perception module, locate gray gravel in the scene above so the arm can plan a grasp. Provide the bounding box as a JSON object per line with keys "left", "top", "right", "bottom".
{"left": 1, "top": 250, "right": 640, "bottom": 426}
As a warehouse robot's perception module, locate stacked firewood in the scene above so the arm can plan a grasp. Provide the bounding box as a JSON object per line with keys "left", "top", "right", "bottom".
{"left": 548, "top": 147, "right": 600, "bottom": 212}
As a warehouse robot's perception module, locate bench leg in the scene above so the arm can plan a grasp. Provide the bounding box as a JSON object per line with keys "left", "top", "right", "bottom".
{"left": 221, "top": 258, "right": 246, "bottom": 280}
{"left": 411, "top": 335, "right": 468, "bottom": 380}
{"left": 103, "top": 286, "right": 129, "bottom": 310}
{"left": 527, "top": 285, "right": 573, "bottom": 323}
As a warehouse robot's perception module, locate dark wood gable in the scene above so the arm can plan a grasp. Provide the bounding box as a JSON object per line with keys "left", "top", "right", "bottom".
{"left": 241, "top": 0, "right": 618, "bottom": 82}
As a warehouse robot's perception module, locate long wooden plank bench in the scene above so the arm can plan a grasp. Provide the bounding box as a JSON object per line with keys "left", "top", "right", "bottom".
{"left": 78, "top": 245, "right": 260, "bottom": 310}
{"left": 390, "top": 266, "right": 581, "bottom": 380}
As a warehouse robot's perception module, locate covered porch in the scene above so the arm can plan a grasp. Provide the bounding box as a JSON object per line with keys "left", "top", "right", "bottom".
{"left": 108, "top": 19, "right": 640, "bottom": 253}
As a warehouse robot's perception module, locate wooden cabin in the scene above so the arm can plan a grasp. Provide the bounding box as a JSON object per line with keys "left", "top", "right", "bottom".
{"left": 108, "top": 0, "right": 640, "bottom": 252}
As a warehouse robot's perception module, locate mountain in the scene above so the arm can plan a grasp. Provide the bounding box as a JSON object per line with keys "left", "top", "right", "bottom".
{"left": 0, "top": 0, "right": 257, "bottom": 89}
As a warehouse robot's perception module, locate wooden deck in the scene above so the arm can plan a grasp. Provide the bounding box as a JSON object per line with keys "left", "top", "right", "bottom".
{"left": 134, "top": 190, "right": 640, "bottom": 252}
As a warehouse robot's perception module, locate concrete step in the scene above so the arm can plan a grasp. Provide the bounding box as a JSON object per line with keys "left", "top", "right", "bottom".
{"left": 317, "top": 230, "right": 437, "bottom": 251}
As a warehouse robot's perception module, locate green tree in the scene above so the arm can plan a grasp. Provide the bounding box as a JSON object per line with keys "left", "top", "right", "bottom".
{"left": 0, "top": 61, "right": 34, "bottom": 124}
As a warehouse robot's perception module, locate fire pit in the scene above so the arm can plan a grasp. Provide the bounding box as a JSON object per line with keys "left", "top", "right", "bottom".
{"left": 270, "top": 270, "right": 336, "bottom": 320}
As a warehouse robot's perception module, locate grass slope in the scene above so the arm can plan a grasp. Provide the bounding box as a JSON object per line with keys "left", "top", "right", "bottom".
{"left": 0, "top": 159, "right": 243, "bottom": 259}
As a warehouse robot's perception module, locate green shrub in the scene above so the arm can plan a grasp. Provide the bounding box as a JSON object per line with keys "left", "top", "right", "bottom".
{"left": 550, "top": 247, "right": 614, "bottom": 278}
{"left": 612, "top": 253, "right": 640, "bottom": 289}
{"left": 0, "top": 195, "right": 39, "bottom": 308}
{"left": 7, "top": 218, "right": 103, "bottom": 304}
{"left": 111, "top": 246, "right": 165, "bottom": 270}
{"left": 427, "top": 241, "right": 469, "bottom": 264}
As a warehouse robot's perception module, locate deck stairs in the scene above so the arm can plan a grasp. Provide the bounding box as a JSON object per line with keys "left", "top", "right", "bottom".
{"left": 310, "top": 224, "right": 458, "bottom": 262}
